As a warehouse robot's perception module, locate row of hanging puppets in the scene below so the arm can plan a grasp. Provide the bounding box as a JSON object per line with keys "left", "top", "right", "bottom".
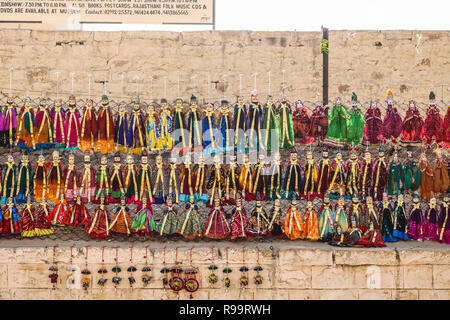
{"left": 0, "top": 147, "right": 448, "bottom": 245}
{"left": 1, "top": 89, "right": 450, "bottom": 153}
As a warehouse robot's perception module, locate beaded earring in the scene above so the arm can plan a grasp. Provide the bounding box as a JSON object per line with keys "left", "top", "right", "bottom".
{"left": 141, "top": 245, "right": 152, "bottom": 287}
{"left": 97, "top": 246, "right": 108, "bottom": 288}
{"left": 81, "top": 246, "right": 91, "bottom": 291}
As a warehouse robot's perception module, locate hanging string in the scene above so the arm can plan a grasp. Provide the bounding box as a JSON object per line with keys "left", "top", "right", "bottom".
{"left": 71, "top": 72, "right": 75, "bottom": 94}
{"left": 88, "top": 74, "right": 92, "bottom": 99}
{"left": 177, "top": 74, "right": 180, "bottom": 98}
{"left": 207, "top": 74, "right": 211, "bottom": 102}
{"left": 129, "top": 244, "right": 134, "bottom": 263}
{"left": 52, "top": 244, "right": 58, "bottom": 264}
{"left": 163, "top": 246, "right": 167, "bottom": 264}
{"left": 85, "top": 245, "right": 89, "bottom": 266}
{"left": 55, "top": 71, "right": 61, "bottom": 99}
{"left": 9, "top": 68, "right": 13, "bottom": 96}
{"left": 267, "top": 71, "right": 271, "bottom": 96}
{"left": 149, "top": 76, "right": 153, "bottom": 102}
{"left": 163, "top": 76, "right": 167, "bottom": 98}
{"left": 191, "top": 75, "right": 197, "bottom": 96}
{"left": 69, "top": 244, "right": 75, "bottom": 264}
{"left": 242, "top": 246, "right": 246, "bottom": 264}
{"left": 103, "top": 75, "right": 107, "bottom": 95}
{"left": 134, "top": 76, "right": 140, "bottom": 98}
{"left": 189, "top": 246, "right": 194, "bottom": 266}
{"left": 222, "top": 74, "right": 227, "bottom": 100}
{"left": 101, "top": 246, "right": 105, "bottom": 263}
{"left": 252, "top": 73, "right": 258, "bottom": 91}
{"left": 144, "top": 245, "right": 149, "bottom": 264}
{"left": 239, "top": 74, "right": 243, "bottom": 96}
{"left": 121, "top": 74, "right": 125, "bottom": 102}
{"left": 256, "top": 246, "right": 260, "bottom": 265}
{"left": 282, "top": 69, "right": 286, "bottom": 96}
{"left": 225, "top": 247, "right": 229, "bottom": 265}
{"left": 175, "top": 246, "right": 179, "bottom": 264}
{"left": 211, "top": 246, "right": 215, "bottom": 264}
{"left": 114, "top": 246, "right": 119, "bottom": 263}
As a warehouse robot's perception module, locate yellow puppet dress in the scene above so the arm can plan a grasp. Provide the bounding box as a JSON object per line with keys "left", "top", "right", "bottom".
{"left": 284, "top": 201, "right": 305, "bottom": 240}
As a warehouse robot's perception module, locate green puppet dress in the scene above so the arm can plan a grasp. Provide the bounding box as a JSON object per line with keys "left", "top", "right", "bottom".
{"left": 404, "top": 158, "right": 420, "bottom": 192}
{"left": 346, "top": 106, "right": 365, "bottom": 146}
{"left": 155, "top": 205, "right": 180, "bottom": 237}
{"left": 387, "top": 160, "right": 404, "bottom": 196}
{"left": 325, "top": 103, "right": 348, "bottom": 147}
{"left": 262, "top": 102, "right": 280, "bottom": 151}
{"left": 278, "top": 101, "right": 295, "bottom": 150}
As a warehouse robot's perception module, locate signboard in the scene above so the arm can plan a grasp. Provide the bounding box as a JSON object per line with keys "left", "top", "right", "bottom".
{"left": 0, "top": 0, "right": 214, "bottom": 30}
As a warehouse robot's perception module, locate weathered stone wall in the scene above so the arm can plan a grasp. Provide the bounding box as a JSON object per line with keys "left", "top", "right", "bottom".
{"left": 0, "top": 30, "right": 449, "bottom": 107}
{"left": 0, "top": 243, "right": 448, "bottom": 300}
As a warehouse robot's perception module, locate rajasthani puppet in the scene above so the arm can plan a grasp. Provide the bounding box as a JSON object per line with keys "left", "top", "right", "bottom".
{"left": 346, "top": 93, "right": 365, "bottom": 146}
{"left": 407, "top": 193, "right": 424, "bottom": 241}
{"left": 419, "top": 153, "right": 434, "bottom": 200}
{"left": 186, "top": 95, "right": 203, "bottom": 152}
{"left": 302, "top": 151, "right": 319, "bottom": 199}
{"left": 123, "top": 155, "right": 139, "bottom": 204}
{"left": 325, "top": 97, "right": 347, "bottom": 147}
{"left": 239, "top": 154, "right": 255, "bottom": 201}
{"left": 318, "top": 193, "right": 335, "bottom": 242}
{"left": 310, "top": 101, "right": 328, "bottom": 142}
{"left": 84, "top": 195, "right": 110, "bottom": 239}
{"left": 224, "top": 156, "right": 240, "bottom": 205}
{"left": 372, "top": 146, "right": 388, "bottom": 202}
{"left": 65, "top": 196, "right": 90, "bottom": 227}
{"left": 247, "top": 195, "right": 270, "bottom": 237}
{"left": 109, "top": 198, "right": 131, "bottom": 236}
{"left": 178, "top": 194, "right": 203, "bottom": 240}
{"left": 349, "top": 194, "right": 364, "bottom": 229}
{"left": 292, "top": 100, "right": 313, "bottom": 146}
{"left": 232, "top": 96, "right": 247, "bottom": 154}
{"left": 284, "top": 200, "right": 304, "bottom": 240}
{"left": 145, "top": 103, "right": 159, "bottom": 152}
{"left": 127, "top": 99, "right": 147, "bottom": 155}
{"left": 262, "top": 95, "right": 279, "bottom": 152}
{"left": 304, "top": 200, "right": 319, "bottom": 241}
{"left": 365, "top": 196, "right": 380, "bottom": 231}
{"left": 266, "top": 152, "right": 283, "bottom": 201}
{"left": 422, "top": 91, "right": 444, "bottom": 144}
{"left": 392, "top": 194, "right": 412, "bottom": 241}
{"left": 33, "top": 155, "right": 47, "bottom": 202}
{"left": 438, "top": 196, "right": 450, "bottom": 244}
{"left": 378, "top": 194, "right": 398, "bottom": 242}
{"left": 172, "top": 98, "right": 188, "bottom": 153}
{"left": 433, "top": 148, "right": 450, "bottom": 196}
{"left": 137, "top": 151, "right": 153, "bottom": 204}
{"left": 64, "top": 95, "right": 81, "bottom": 150}
{"left": 16, "top": 154, "right": 33, "bottom": 204}
{"left": 156, "top": 99, "right": 173, "bottom": 150}
{"left": 363, "top": 100, "right": 383, "bottom": 145}
{"left": 422, "top": 197, "right": 439, "bottom": 241}
{"left": 114, "top": 104, "right": 129, "bottom": 153}
{"left": 93, "top": 155, "right": 112, "bottom": 204}
{"left": 246, "top": 91, "right": 263, "bottom": 153}
{"left": 268, "top": 199, "right": 284, "bottom": 237}
{"left": 1, "top": 95, "right": 17, "bottom": 148}
{"left": 21, "top": 200, "right": 37, "bottom": 238}
{"left": 63, "top": 154, "right": 78, "bottom": 204}
{"left": 357, "top": 221, "right": 386, "bottom": 248}
{"left": 217, "top": 100, "right": 233, "bottom": 153}
{"left": 328, "top": 151, "right": 346, "bottom": 199}
{"left": 334, "top": 196, "right": 349, "bottom": 233}
{"left": 329, "top": 225, "right": 353, "bottom": 247}
{"left": 79, "top": 99, "right": 98, "bottom": 152}
{"left": 16, "top": 97, "right": 36, "bottom": 150}
{"left": 166, "top": 157, "right": 180, "bottom": 203}
{"left": 281, "top": 151, "right": 304, "bottom": 200}
{"left": 155, "top": 197, "right": 180, "bottom": 237}
{"left": 46, "top": 151, "right": 63, "bottom": 203}
{"left": 34, "top": 98, "right": 54, "bottom": 151}
{"left": 345, "top": 149, "right": 360, "bottom": 198}
{"left": 35, "top": 200, "right": 53, "bottom": 236}
{"left": 130, "top": 197, "right": 155, "bottom": 236}
{"left": 109, "top": 153, "right": 125, "bottom": 204}
{"left": 230, "top": 194, "right": 248, "bottom": 241}
{"left": 206, "top": 156, "right": 225, "bottom": 207}
{"left": 202, "top": 103, "right": 218, "bottom": 155}
{"left": 277, "top": 96, "right": 295, "bottom": 149}
{"left": 1, "top": 155, "right": 16, "bottom": 204}
{"left": 0, "top": 198, "right": 20, "bottom": 235}
{"left": 404, "top": 149, "right": 421, "bottom": 193}
{"left": 252, "top": 155, "right": 267, "bottom": 201}
{"left": 47, "top": 193, "right": 69, "bottom": 226}
{"left": 203, "top": 196, "right": 230, "bottom": 240}
{"left": 97, "top": 95, "right": 115, "bottom": 154}
{"left": 387, "top": 152, "right": 404, "bottom": 196}
{"left": 50, "top": 99, "right": 66, "bottom": 149}
{"left": 316, "top": 148, "right": 331, "bottom": 197}
{"left": 382, "top": 90, "right": 402, "bottom": 143}
{"left": 401, "top": 100, "right": 424, "bottom": 145}
{"left": 151, "top": 155, "right": 167, "bottom": 204}
{"left": 179, "top": 156, "right": 194, "bottom": 203}
{"left": 193, "top": 154, "right": 209, "bottom": 204}
{"left": 78, "top": 153, "right": 96, "bottom": 204}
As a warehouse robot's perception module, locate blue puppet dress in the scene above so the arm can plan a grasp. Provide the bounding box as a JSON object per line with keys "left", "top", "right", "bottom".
{"left": 1, "top": 160, "right": 16, "bottom": 204}
{"left": 16, "top": 159, "right": 33, "bottom": 204}
{"left": 378, "top": 200, "right": 398, "bottom": 242}
{"left": 246, "top": 101, "right": 263, "bottom": 153}
{"left": 114, "top": 109, "right": 128, "bottom": 153}
{"left": 233, "top": 101, "right": 247, "bottom": 154}
{"left": 202, "top": 108, "right": 219, "bottom": 156}
{"left": 217, "top": 104, "right": 233, "bottom": 154}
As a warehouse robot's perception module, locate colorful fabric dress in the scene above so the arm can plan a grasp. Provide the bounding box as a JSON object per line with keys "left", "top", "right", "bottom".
{"left": 84, "top": 203, "right": 110, "bottom": 239}
{"left": 50, "top": 104, "right": 66, "bottom": 148}
{"left": 78, "top": 162, "right": 96, "bottom": 204}
{"left": 317, "top": 156, "right": 331, "bottom": 197}
{"left": 178, "top": 201, "right": 202, "bottom": 240}
{"left": 46, "top": 160, "right": 63, "bottom": 203}
{"left": 65, "top": 198, "right": 90, "bottom": 227}
{"left": 401, "top": 103, "right": 424, "bottom": 144}
{"left": 268, "top": 203, "right": 284, "bottom": 237}
{"left": 193, "top": 162, "right": 209, "bottom": 203}
{"left": 325, "top": 103, "right": 347, "bottom": 147}
{"left": 422, "top": 201, "right": 439, "bottom": 241}
{"left": 266, "top": 159, "right": 282, "bottom": 201}
{"left": 407, "top": 201, "right": 424, "bottom": 241}
{"left": 392, "top": 199, "right": 412, "bottom": 240}
{"left": 109, "top": 204, "right": 131, "bottom": 236}
{"left": 310, "top": 103, "right": 328, "bottom": 142}
{"left": 202, "top": 109, "right": 218, "bottom": 155}
{"left": 232, "top": 102, "right": 247, "bottom": 153}
{"left": 203, "top": 203, "right": 230, "bottom": 240}
{"left": 404, "top": 157, "right": 420, "bottom": 192}
{"left": 166, "top": 162, "right": 180, "bottom": 203}
{"left": 292, "top": 102, "right": 313, "bottom": 145}
{"left": 0, "top": 160, "right": 16, "bottom": 204}
{"left": 63, "top": 163, "right": 78, "bottom": 204}
{"left": 247, "top": 203, "right": 270, "bottom": 237}
{"left": 372, "top": 155, "right": 388, "bottom": 202}
{"left": 21, "top": 204, "right": 37, "bottom": 238}
{"left": 224, "top": 162, "right": 240, "bottom": 205}
{"left": 64, "top": 105, "right": 81, "bottom": 149}
{"left": 172, "top": 104, "right": 188, "bottom": 153}
{"left": 281, "top": 159, "right": 304, "bottom": 200}
{"left": 145, "top": 109, "right": 159, "bottom": 152}
{"left": 433, "top": 157, "right": 450, "bottom": 195}
{"left": 378, "top": 201, "right": 398, "bottom": 242}
{"left": 327, "top": 157, "right": 346, "bottom": 197}
{"left": 79, "top": 102, "right": 98, "bottom": 152}
{"left": 186, "top": 106, "right": 203, "bottom": 152}
{"left": 16, "top": 103, "right": 36, "bottom": 150}
{"left": 47, "top": 197, "right": 69, "bottom": 226}
{"left": 179, "top": 163, "right": 194, "bottom": 203}
{"left": 94, "top": 163, "right": 112, "bottom": 204}
{"left": 35, "top": 202, "right": 53, "bottom": 236}
{"left": 419, "top": 158, "right": 434, "bottom": 200}
{"left": 346, "top": 105, "right": 365, "bottom": 146}
{"left": 131, "top": 202, "right": 155, "bottom": 236}
{"left": 262, "top": 101, "right": 279, "bottom": 151}
{"left": 1, "top": 101, "right": 18, "bottom": 148}
{"left": 0, "top": 203, "right": 20, "bottom": 235}
{"left": 217, "top": 107, "right": 233, "bottom": 153}
{"left": 127, "top": 108, "right": 147, "bottom": 154}
{"left": 97, "top": 102, "right": 115, "bottom": 154}
{"left": 114, "top": 109, "right": 128, "bottom": 153}
{"left": 205, "top": 164, "right": 225, "bottom": 207}
{"left": 123, "top": 163, "right": 140, "bottom": 204}
{"left": 357, "top": 224, "right": 386, "bottom": 248}
{"left": 33, "top": 159, "right": 47, "bottom": 202}
{"left": 138, "top": 160, "right": 154, "bottom": 204}
{"left": 230, "top": 204, "right": 248, "bottom": 240}
{"left": 246, "top": 101, "right": 263, "bottom": 152}
{"left": 109, "top": 162, "right": 125, "bottom": 204}
{"left": 156, "top": 105, "right": 173, "bottom": 150}
{"left": 382, "top": 105, "right": 402, "bottom": 141}
{"left": 302, "top": 158, "right": 319, "bottom": 199}
{"left": 238, "top": 161, "right": 254, "bottom": 201}
{"left": 345, "top": 157, "right": 360, "bottom": 198}
{"left": 155, "top": 205, "right": 179, "bottom": 237}
{"left": 387, "top": 159, "right": 404, "bottom": 196}
{"left": 438, "top": 201, "right": 450, "bottom": 244}
{"left": 34, "top": 103, "right": 54, "bottom": 150}
{"left": 16, "top": 159, "right": 33, "bottom": 204}
{"left": 318, "top": 203, "right": 335, "bottom": 242}
{"left": 334, "top": 202, "right": 349, "bottom": 233}
{"left": 151, "top": 161, "right": 167, "bottom": 204}
{"left": 363, "top": 104, "right": 383, "bottom": 144}
{"left": 422, "top": 105, "right": 444, "bottom": 144}
{"left": 278, "top": 100, "right": 295, "bottom": 149}
{"left": 304, "top": 206, "right": 319, "bottom": 241}
{"left": 252, "top": 161, "right": 267, "bottom": 200}
{"left": 284, "top": 203, "right": 304, "bottom": 240}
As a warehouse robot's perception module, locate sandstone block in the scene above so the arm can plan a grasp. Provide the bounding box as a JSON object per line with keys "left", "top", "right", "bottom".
{"left": 279, "top": 248, "right": 333, "bottom": 266}
{"left": 402, "top": 265, "right": 433, "bottom": 289}
{"left": 318, "top": 289, "right": 359, "bottom": 300}
{"left": 311, "top": 266, "right": 349, "bottom": 289}
{"left": 418, "top": 290, "right": 450, "bottom": 300}
{"left": 288, "top": 289, "right": 320, "bottom": 300}
{"left": 275, "top": 265, "right": 311, "bottom": 289}
{"left": 357, "top": 289, "right": 392, "bottom": 300}
{"left": 432, "top": 265, "right": 450, "bottom": 289}
{"left": 392, "top": 290, "right": 419, "bottom": 300}
{"left": 334, "top": 249, "right": 398, "bottom": 265}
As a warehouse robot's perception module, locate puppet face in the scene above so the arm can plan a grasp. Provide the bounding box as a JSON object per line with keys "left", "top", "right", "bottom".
{"left": 68, "top": 155, "right": 75, "bottom": 165}
{"left": 69, "top": 97, "right": 75, "bottom": 106}
{"left": 324, "top": 196, "right": 330, "bottom": 204}
{"left": 371, "top": 101, "right": 377, "bottom": 108}
{"left": 114, "top": 156, "right": 121, "bottom": 164}
{"left": 364, "top": 152, "right": 371, "bottom": 162}
{"left": 274, "top": 199, "right": 280, "bottom": 208}
{"left": 336, "top": 225, "right": 342, "bottom": 234}
{"left": 38, "top": 155, "right": 45, "bottom": 162}
{"left": 338, "top": 197, "right": 345, "bottom": 206}
{"left": 7, "top": 155, "right": 14, "bottom": 163}
{"left": 323, "top": 151, "right": 328, "bottom": 158}
{"left": 142, "top": 197, "right": 147, "bottom": 206}
{"left": 251, "top": 95, "right": 257, "bottom": 103}
{"left": 409, "top": 101, "right": 415, "bottom": 108}
{"left": 378, "top": 151, "right": 384, "bottom": 158}
{"left": 307, "top": 201, "right": 313, "bottom": 208}
{"left": 86, "top": 100, "right": 93, "bottom": 108}
{"left": 156, "top": 155, "right": 162, "bottom": 164}
{"left": 236, "top": 198, "right": 242, "bottom": 207}
{"left": 291, "top": 200, "right": 298, "bottom": 207}
{"left": 267, "top": 96, "right": 273, "bottom": 104}
{"left": 184, "top": 156, "right": 191, "bottom": 165}
{"left": 126, "top": 155, "right": 134, "bottom": 165}
{"left": 306, "top": 152, "right": 312, "bottom": 160}
{"left": 366, "top": 197, "right": 373, "bottom": 206}
{"left": 142, "top": 156, "right": 148, "bottom": 165}
{"left": 352, "top": 196, "right": 359, "bottom": 203}
{"left": 189, "top": 195, "right": 195, "bottom": 203}
{"left": 84, "top": 155, "right": 90, "bottom": 163}
{"left": 101, "top": 156, "right": 108, "bottom": 165}
{"left": 176, "top": 99, "right": 182, "bottom": 107}
{"left": 147, "top": 104, "right": 154, "bottom": 114}
{"left": 350, "top": 152, "right": 357, "bottom": 160}
{"left": 118, "top": 104, "right": 125, "bottom": 113}
{"left": 290, "top": 153, "right": 297, "bottom": 162}
{"left": 167, "top": 199, "right": 173, "bottom": 207}
{"left": 296, "top": 100, "right": 303, "bottom": 108}
{"left": 387, "top": 99, "right": 393, "bottom": 106}
{"left": 53, "top": 152, "right": 60, "bottom": 162}
{"left": 102, "top": 97, "right": 109, "bottom": 106}
{"left": 336, "top": 97, "right": 341, "bottom": 105}
{"left": 398, "top": 195, "right": 404, "bottom": 203}
{"left": 238, "top": 96, "right": 244, "bottom": 104}
{"left": 214, "top": 198, "right": 221, "bottom": 207}
{"left": 430, "top": 198, "right": 437, "bottom": 206}
{"left": 121, "top": 198, "right": 126, "bottom": 206}
{"left": 336, "top": 153, "right": 342, "bottom": 161}
{"left": 7, "top": 197, "right": 13, "bottom": 205}
{"left": 22, "top": 154, "right": 29, "bottom": 162}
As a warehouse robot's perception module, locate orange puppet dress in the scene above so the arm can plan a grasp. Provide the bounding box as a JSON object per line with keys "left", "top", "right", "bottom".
{"left": 34, "top": 102, "right": 54, "bottom": 150}
{"left": 16, "top": 102, "right": 36, "bottom": 150}
{"left": 96, "top": 96, "right": 115, "bottom": 154}
{"left": 284, "top": 202, "right": 305, "bottom": 240}
{"left": 33, "top": 158, "right": 47, "bottom": 202}
{"left": 419, "top": 157, "right": 434, "bottom": 200}
{"left": 239, "top": 161, "right": 254, "bottom": 201}
{"left": 46, "top": 160, "right": 63, "bottom": 203}
{"left": 304, "top": 205, "right": 319, "bottom": 241}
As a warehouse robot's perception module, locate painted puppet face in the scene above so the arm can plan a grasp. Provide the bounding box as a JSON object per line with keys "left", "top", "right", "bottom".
{"left": 101, "top": 156, "right": 107, "bottom": 165}
{"left": 68, "top": 155, "right": 75, "bottom": 165}
{"left": 142, "top": 156, "right": 148, "bottom": 165}
{"left": 156, "top": 155, "right": 162, "bottom": 164}
{"left": 126, "top": 155, "right": 134, "bottom": 165}
{"left": 364, "top": 152, "right": 371, "bottom": 162}
{"left": 84, "top": 154, "right": 90, "bottom": 163}
{"left": 338, "top": 197, "right": 345, "bottom": 206}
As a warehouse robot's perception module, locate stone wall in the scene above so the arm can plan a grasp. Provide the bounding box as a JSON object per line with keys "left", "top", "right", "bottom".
{"left": 0, "top": 242, "right": 448, "bottom": 300}
{"left": 0, "top": 29, "right": 449, "bottom": 107}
